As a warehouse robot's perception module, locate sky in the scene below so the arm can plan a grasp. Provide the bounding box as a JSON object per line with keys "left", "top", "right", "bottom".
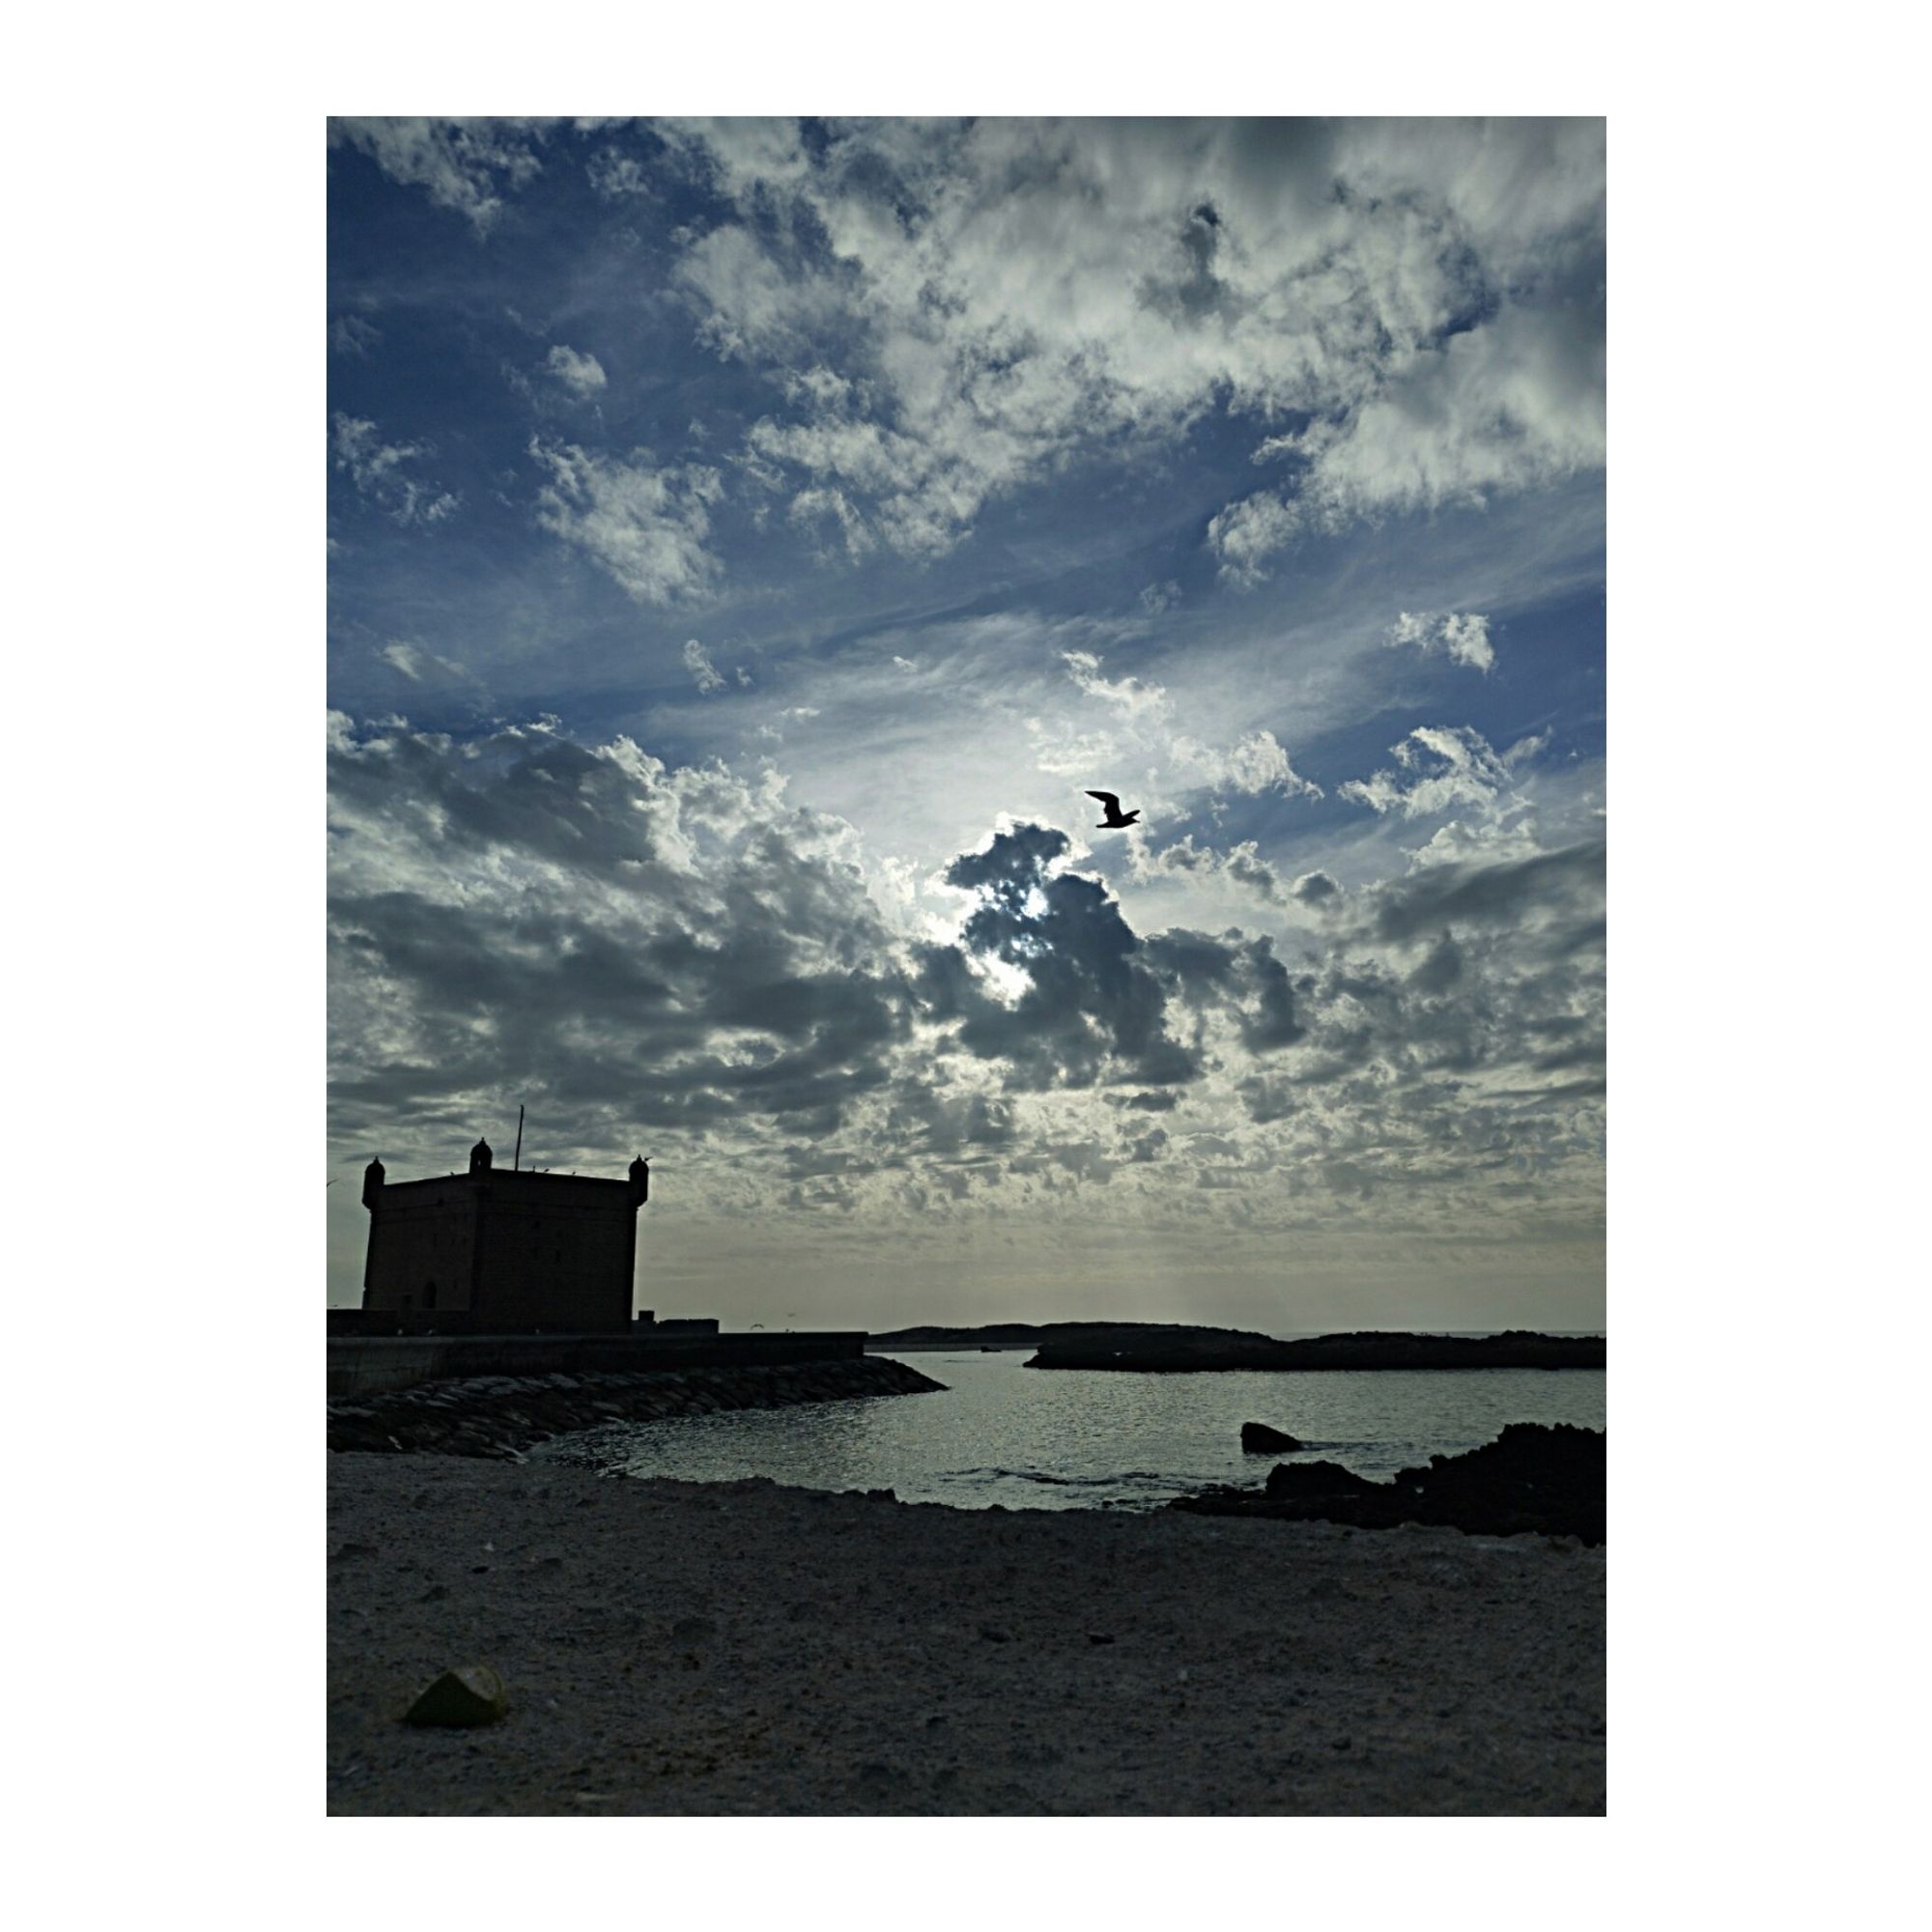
{"left": 326, "top": 116, "right": 1605, "bottom": 1332}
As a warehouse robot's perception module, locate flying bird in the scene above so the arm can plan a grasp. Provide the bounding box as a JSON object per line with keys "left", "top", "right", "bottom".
{"left": 1086, "top": 790, "right": 1142, "bottom": 829}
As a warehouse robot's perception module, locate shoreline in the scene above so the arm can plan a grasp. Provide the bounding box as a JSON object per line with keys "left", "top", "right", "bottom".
{"left": 328, "top": 1453, "right": 1605, "bottom": 1816}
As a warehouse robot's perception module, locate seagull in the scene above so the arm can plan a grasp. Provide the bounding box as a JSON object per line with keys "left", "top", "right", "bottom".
{"left": 1086, "top": 789, "right": 1142, "bottom": 829}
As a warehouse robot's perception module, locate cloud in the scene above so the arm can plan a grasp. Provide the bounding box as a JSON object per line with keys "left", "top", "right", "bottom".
{"left": 1171, "top": 728, "right": 1321, "bottom": 800}
{"left": 1293, "top": 870, "right": 1342, "bottom": 908}
{"left": 1363, "top": 838, "right": 1605, "bottom": 946}
{"left": 329, "top": 118, "right": 550, "bottom": 234}
{"left": 1206, "top": 492, "right": 1312, "bottom": 586}
{"left": 1386, "top": 611, "right": 1494, "bottom": 673}
{"left": 920, "top": 823, "right": 1311, "bottom": 1091}
{"left": 330, "top": 413, "right": 460, "bottom": 526}
{"left": 919, "top": 823, "right": 1199, "bottom": 1090}
{"left": 1136, "top": 835, "right": 1288, "bottom": 908}
{"left": 529, "top": 440, "right": 723, "bottom": 604}
{"left": 587, "top": 148, "right": 654, "bottom": 200}
{"left": 653, "top": 118, "right": 1602, "bottom": 563}
{"left": 1340, "top": 724, "right": 1520, "bottom": 822}
{"left": 328, "top": 719, "right": 915, "bottom": 1158}
{"left": 328, "top": 717, "right": 1603, "bottom": 1265}
{"left": 1062, "top": 649, "right": 1167, "bottom": 718}
{"left": 544, "top": 345, "right": 608, "bottom": 397}
{"left": 330, "top": 315, "right": 381, "bottom": 357}
{"left": 379, "top": 640, "right": 465, "bottom": 683}
{"left": 682, "top": 639, "right": 725, "bottom": 694}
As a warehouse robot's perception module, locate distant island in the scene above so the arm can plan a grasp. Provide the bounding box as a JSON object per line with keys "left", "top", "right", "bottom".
{"left": 868, "top": 1323, "right": 1604, "bottom": 1372}
{"left": 867, "top": 1321, "right": 1275, "bottom": 1354}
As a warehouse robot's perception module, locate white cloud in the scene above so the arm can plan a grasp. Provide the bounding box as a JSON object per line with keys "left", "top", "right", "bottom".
{"left": 1171, "top": 728, "right": 1322, "bottom": 800}
{"left": 330, "top": 413, "right": 459, "bottom": 526}
{"left": 658, "top": 118, "right": 1602, "bottom": 563}
{"left": 683, "top": 639, "right": 725, "bottom": 694}
{"left": 529, "top": 440, "right": 723, "bottom": 604}
{"left": 330, "top": 118, "right": 550, "bottom": 235}
{"left": 1062, "top": 649, "right": 1168, "bottom": 718}
{"left": 1340, "top": 724, "right": 1552, "bottom": 836}
{"left": 1205, "top": 493, "right": 1311, "bottom": 586}
{"left": 544, "top": 345, "right": 608, "bottom": 397}
{"left": 1387, "top": 610, "right": 1495, "bottom": 673}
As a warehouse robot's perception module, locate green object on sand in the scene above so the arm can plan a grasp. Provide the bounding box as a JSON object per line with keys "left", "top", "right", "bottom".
{"left": 404, "top": 1665, "right": 508, "bottom": 1727}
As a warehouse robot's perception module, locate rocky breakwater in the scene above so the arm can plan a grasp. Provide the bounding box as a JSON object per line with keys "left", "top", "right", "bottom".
{"left": 1170, "top": 1423, "right": 1605, "bottom": 1545}
{"left": 327, "top": 1355, "right": 946, "bottom": 1462}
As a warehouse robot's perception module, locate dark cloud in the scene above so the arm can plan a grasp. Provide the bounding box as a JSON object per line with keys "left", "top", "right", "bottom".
{"left": 329, "top": 728, "right": 1602, "bottom": 1272}
{"left": 1368, "top": 838, "right": 1605, "bottom": 946}
{"left": 921, "top": 824, "right": 1201, "bottom": 1090}
{"left": 329, "top": 721, "right": 914, "bottom": 1159}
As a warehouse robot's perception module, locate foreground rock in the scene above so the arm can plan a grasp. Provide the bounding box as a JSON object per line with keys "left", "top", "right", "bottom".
{"left": 1240, "top": 1422, "right": 1303, "bottom": 1453}
{"left": 404, "top": 1665, "right": 509, "bottom": 1728}
{"left": 329, "top": 1456, "right": 1605, "bottom": 1815}
{"left": 327, "top": 1355, "right": 946, "bottom": 1461}
{"left": 1174, "top": 1424, "right": 1605, "bottom": 1545}
{"left": 1028, "top": 1328, "right": 1605, "bottom": 1373}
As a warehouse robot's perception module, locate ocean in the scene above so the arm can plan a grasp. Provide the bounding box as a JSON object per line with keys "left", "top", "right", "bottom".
{"left": 528, "top": 1349, "right": 1608, "bottom": 1511}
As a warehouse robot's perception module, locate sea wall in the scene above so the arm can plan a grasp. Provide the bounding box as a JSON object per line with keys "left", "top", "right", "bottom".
{"left": 327, "top": 1354, "right": 946, "bottom": 1461}
{"left": 328, "top": 1328, "right": 866, "bottom": 1399}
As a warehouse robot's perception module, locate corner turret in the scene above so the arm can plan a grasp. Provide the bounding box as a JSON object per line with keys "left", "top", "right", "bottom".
{"left": 469, "top": 1137, "right": 493, "bottom": 1176}
{"left": 628, "top": 1154, "right": 650, "bottom": 1207}
{"left": 361, "top": 1156, "right": 385, "bottom": 1209}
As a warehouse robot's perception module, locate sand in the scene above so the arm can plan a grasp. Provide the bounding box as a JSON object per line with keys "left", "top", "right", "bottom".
{"left": 327, "top": 1452, "right": 1605, "bottom": 1816}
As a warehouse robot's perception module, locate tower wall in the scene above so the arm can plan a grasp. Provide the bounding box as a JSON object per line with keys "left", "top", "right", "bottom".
{"left": 360, "top": 1160, "right": 639, "bottom": 1331}
{"left": 469, "top": 1175, "right": 636, "bottom": 1332}
{"left": 360, "top": 1176, "right": 481, "bottom": 1315}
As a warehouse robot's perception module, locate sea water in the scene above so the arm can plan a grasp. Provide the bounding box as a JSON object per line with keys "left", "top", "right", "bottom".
{"left": 528, "top": 1350, "right": 1607, "bottom": 1511}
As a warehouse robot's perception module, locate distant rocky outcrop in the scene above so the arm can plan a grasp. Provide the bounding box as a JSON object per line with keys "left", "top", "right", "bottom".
{"left": 1027, "top": 1329, "right": 1605, "bottom": 1373}
{"left": 869, "top": 1321, "right": 1275, "bottom": 1354}
{"left": 327, "top": 1355, "right": 945, "bottom": 1461}
{"left": 1240, "top": 1422, "right": 1303, "bottom": 1453}
{"left": 1172, "top": 1424, "right": 1605, "bottom": 1544}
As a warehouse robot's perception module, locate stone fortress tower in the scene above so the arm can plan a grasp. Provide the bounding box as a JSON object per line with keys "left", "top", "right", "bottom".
{"left": 360, "top": 1136, "right": 649, "bottom": 1333}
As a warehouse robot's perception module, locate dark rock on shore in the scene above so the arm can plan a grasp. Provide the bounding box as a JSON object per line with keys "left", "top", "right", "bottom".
{"left": 1264, "top": 1460, "right": 1383, "bottom": 1499}
{"left": 1240, "top": 1422, "right": 1303, "bottom": 1453}
{"left": 1173, "top": 1424, "right": 1605, "bottom": 1544}
{"left": 1028, "top": 1328, "right": 1605, "bottom": 1373}
{"left": 327, "top": 1355, "right": 946, "bottom": 1461}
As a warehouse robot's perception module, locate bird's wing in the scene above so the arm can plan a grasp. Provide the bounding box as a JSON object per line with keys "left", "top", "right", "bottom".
{"left": 1085, "top": 790, "right": 1121, "bottom": 809}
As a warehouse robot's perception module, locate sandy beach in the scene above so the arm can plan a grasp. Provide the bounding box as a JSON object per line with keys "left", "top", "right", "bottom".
{"left": 328, "top": 1453, "right": 1605, "bottom": 1815}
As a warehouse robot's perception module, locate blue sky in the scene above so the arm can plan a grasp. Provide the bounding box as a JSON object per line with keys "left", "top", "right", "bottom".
{"left": 327, "top": 118, "right": 1605, "bottom": 1330}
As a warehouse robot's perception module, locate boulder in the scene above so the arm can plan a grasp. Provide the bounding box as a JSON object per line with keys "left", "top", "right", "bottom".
{"left": 1264, "top": 1460, "right": 1381, "bottom": 1498}
{"left": 403, "top": 1664, "right": 508, "bottom": 1727}
{"left": 1240, "top": 1422, "right": 1303, "bottom": 1454}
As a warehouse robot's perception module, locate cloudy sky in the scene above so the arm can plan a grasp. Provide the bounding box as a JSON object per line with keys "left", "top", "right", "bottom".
{"left": 327, "top": 117, "right": 1605, "bottom": 1332}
